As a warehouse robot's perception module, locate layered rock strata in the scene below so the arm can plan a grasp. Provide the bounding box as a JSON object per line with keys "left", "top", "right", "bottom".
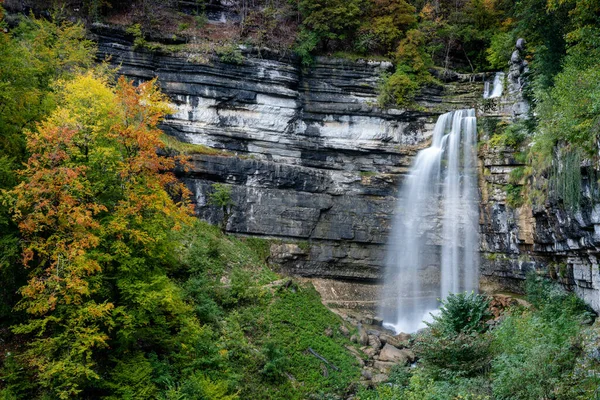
{"left": 94, "top": 27, "right": 481, "bottom": 281}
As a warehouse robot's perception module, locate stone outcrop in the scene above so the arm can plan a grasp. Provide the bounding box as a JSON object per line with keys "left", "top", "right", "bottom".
{"left": 92, "top": 26, "right": 600, "bottom": 313}
{"left": 479, "top": 103, "right": 600, "bottom": 313}
{"left": 93, "top": 26, "right": 478, "bottom": 282}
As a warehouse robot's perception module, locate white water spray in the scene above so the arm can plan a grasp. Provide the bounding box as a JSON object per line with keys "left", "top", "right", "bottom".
{"left": 483, "top": 72, "right": 505, "bottom": 99}
{"left": 381, "top": 109, "right": 479, "bottom": 334}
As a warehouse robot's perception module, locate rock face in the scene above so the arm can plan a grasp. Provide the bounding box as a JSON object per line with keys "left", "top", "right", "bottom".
{"left": 92, "top": 27, "right": 600, "bottom": 313}
{"left": 479, "top": 111, "right": 600, "bottom": 312}
{"left": 94, "top": 26, "right": 478, "bottom": 281}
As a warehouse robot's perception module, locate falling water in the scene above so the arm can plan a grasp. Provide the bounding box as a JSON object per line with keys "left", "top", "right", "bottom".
{"left": 483, "top": 72, "right": 505, "bottom": 99}
{"left": 381, "top": 109, "right": 479, "bottom": 334}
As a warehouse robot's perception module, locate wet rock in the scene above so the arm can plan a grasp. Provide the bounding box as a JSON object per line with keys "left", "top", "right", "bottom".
{"left": 372, "top": 316, "right": 384, "bottom": 326}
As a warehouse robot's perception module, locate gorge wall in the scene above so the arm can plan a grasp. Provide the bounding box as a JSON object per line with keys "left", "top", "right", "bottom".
{"left": 94, "top": 27, "right": 600, "bottom": 312}
{"left": 94, "top": 26, "right": 481, "bottom": 283}
{"left": 479, "top": 120, "right": 600, "bottom": 311}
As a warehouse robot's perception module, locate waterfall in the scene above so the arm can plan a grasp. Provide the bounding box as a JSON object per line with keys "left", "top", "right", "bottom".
{"left": 381, "top": 109, "right": 479, "bottom": 334}
{"left": 483, "top": 72, "right": 505, "bottom": 99}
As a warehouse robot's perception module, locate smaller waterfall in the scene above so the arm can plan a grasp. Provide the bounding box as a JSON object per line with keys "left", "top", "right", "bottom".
{"left": 483, "top": 72, "right": 505, "bottom": 99}
{"left": 381, "top": 109, "right": 479, "bottom": 334}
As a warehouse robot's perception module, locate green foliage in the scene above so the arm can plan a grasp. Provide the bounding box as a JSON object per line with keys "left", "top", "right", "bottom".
{"left": 260, "top": 342, "right": 288, "bottom": 383}
{"left": 505, "top": 184, "right": 524, "bottom": 208}
{"left": 180, "top": 373, "right": 238, "bottom": 400}
{"left": 486, "top": 31, "right": 516, "bottom": 70}
{"left": 378, "top": 29, "right": 435, "bottom": 107}
{"left": 550, "top": 149, "right": 583, "bottom": 210}
{"left": 294, "top": 28, "right": 320, "bottom": 66}
{"left": 216, "top": 44, "right": 244, "bottom": 65}
{"left": 298, "top": 0, "right": 363, "bottom": 44}
{"left": 430, "top": 292, "right": 492, "bottom": 335}
{"left": 413, "top": 293, "right": 493, "bottom": 379}
{"left": 209, "top": 183, "right": 234, "bottom": 208}
{"left": 488, "top": 121, "right": 528, "bottom": 149}
{"left": 103, "top": 353, "right": 158, "bottom": 399}
{"left": 491, "top": 276, "right": 592, "bottom": 400}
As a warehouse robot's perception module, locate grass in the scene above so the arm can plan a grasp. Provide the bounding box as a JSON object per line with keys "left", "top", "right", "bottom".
{"left": 160, "top": 134, "right": 230, "bottom": 156}
{"left": 183, "top": 221, "right": 361, "bottom": 399}
{"left": 331, "top": 51, "right": 392, "bottom": 62}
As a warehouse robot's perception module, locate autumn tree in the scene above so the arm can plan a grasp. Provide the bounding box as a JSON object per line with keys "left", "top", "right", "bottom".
{"left": 0, "top": 8, "right": 95, "bottom": 323}
{"left": 7, "top": 73, "right": 199, "bottom": 398}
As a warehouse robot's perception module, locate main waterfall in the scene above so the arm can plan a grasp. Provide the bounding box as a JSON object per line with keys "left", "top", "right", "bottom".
{"left": 381, "top": 109, "right": 479, "bottom": 333}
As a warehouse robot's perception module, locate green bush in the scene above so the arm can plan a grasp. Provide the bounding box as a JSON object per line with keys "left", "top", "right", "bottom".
{"left": 216, "top": 45, "right": 244, "bottom": 65}
{"left": 414, "top": 293, "right": 493, "bottom": 378}
{"left": 490, "top": 275, "right": 593, "bottom": 400}
{"left": 260, "top": 342, "right": 288, "bottom": 383}
{"left": 429, "top": 292, "right": 492, "bottom": 335}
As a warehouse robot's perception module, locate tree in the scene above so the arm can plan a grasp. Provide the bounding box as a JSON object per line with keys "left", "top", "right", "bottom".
{"left": 8, "top": 73, "right": 197, "bottom": 398}
{"left": 0, "top": 8, "right": 96, "bottom": 324}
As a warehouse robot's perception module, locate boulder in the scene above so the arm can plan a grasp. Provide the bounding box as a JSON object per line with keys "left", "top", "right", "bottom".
{"left": 380, "top": 333, "right": 407, "bottom": 348}
{"left": 378, "top": 344, "right": 413, "bottom": 364}
{"left": 339, "top": 325, "right": 350, "bottom": 337}
{"left": 361, "top": 369, "right": 373, "bottom": 380}
{"left": 373, "top": 360, "right": 396, "bottom": 373}
{"left": 372, "top": 373, "right": 389, "bottom": 384}
{"left": 368, "top": 334, "right": 382, "bottom": 350}
{"left": 358, "top": 324, "right": 369, "bottom": 346}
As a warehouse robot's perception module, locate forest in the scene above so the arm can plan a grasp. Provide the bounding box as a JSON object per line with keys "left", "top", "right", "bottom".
{"left": 1, "top": 0, "right": 600, "bottom": 399}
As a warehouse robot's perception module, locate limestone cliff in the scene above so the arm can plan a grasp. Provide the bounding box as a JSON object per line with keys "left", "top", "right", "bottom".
{"left": 94, "top": 26, "right": 482, "bottom": 282}
{"left": 479, "top": 101, "right": 600, "bottom": 312}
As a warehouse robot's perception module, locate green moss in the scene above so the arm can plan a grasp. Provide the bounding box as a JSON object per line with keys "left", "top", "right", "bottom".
{"left": 241, "top": 237, "right": 272, "bottom": 263}
{"left": 505, "top": 184, "right": 524, "bottom": 208}
{"left": 331, "top": 51, "right": 391, "bottom": 62}
{"left": 160, "top": 134, "right": 230, "bottom": 156}
{"left": 297, "top": 240, "right": 311, "bottom": 252}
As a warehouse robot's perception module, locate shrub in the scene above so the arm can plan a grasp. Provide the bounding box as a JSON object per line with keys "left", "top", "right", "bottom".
{"left": 429, "top": 292, "right": 492, "bottom": 335}
{"left": 260, "top": 342, "right": 288, "bottom": 383}
{"left": 414, "top": 293, "right": 493, "bottom": 378}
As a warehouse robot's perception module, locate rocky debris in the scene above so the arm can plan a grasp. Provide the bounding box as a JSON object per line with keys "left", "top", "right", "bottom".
{"left": 350, "top": 335, "right": 358, "bottom": 343}
{"left": 368, "top": 335, "right": 382, "bottom": 350}
{"left": 380, "top": 332, "right": 411, "bottom": 348}
{"left": 324, "top": 327, "right": 333, "bottom": 337}
{"left": 379, "top": 344, "right": 414, "bottom": 364}
{"left": 367, "top": 329, "right": 380, "bottom": 337}
{"left": 357, "top": 324, "right": 369, "bottom": 346}
{"left": 373, "top": 360, "right": 396, "bottom": 374}
{"left": 339, "top": 324, "right": 350, "bottom": 337}
{"left": 361, "top": 369, "right": 373, "bottom": 380}
{"left": 362, "top": 347, "right": 377, "bottom": 358}
{"left": 371, "top": 374, "right": 389, "bottom": 384}
{"left": 345, "top": 345, "right": 366, "bottom": 366}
